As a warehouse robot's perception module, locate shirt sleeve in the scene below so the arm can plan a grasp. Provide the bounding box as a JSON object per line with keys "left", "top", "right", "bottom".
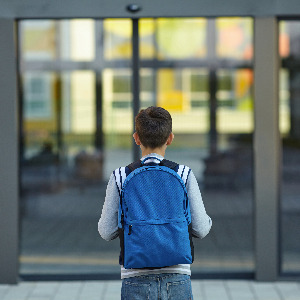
{"left": 98, "top": 173, "right": 120, "bottom": 241}
{"left": 186, "top": 170, "right": 212, "bottom": 239}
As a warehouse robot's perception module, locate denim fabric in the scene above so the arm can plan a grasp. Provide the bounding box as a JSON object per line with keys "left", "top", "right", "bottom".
{"left": 121, "top": 273, "right": 193, "bottom": 300}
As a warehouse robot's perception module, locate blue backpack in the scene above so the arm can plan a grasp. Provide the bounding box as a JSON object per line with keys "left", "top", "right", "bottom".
{"left": 114, "top": 157, "right": 194, "bottom": 269}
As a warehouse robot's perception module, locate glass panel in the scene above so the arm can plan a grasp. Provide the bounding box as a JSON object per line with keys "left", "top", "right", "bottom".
{"left": 155, "top": 68, "right": 209, "bottom": 183}
{"left": 157, "top": 68, "right": 209, "bottom": 137}
{"left": 280, "top": 69, "right": 290, "bottom": 134}
{"left": 22, "top": 72, "right": 57, "bottom": 157}
{"left": 102, "top": 68, "right": 133, "bottom": 176}
{"left": 20, "top": 70, "right": 101, "bottom": 276}
{"left": 21, "top": 20, "right": 95, "bottom": 61}
{"left": 217, "top": 69, "right": 254, "bottom": 135}
{"left": 19, "top": 18, "right": 135, "bottom": 277}
{"left": 21, "top": 20, "right": 57, "bottom": 60}
{"left": 70, "top": 71, "right": 95, "bottom": 133}
{"left": 216, "top": 18, "right": 253, "bottom": 60}
{"left": 139, "top": 19, "right": 156, "bottom": 59}
{"left": 279, "top": 20, "right": 300, "bottom": 275}
{"left": 104, "top": 19, "right": 132, "bottom": 60}
{"left": 62, "top": 20, "right": 95, "bottom": 61}
{"left": 19, "top": 17, "right": 254, "bottom": 277}
{"left": 140, "top": 68, "right": 155, "bottom": 108}
{"left": 156, "top": 18, "right": 207, "bottom": 60}
{"left": 198, "top": 72, "right": 254, "bottom": 272}
{"left": 279, "top": 22, "right": 290, "bottom": 58}
{"left": 23, "top": 72, "right": 54, "bottom": 121}
{"left": 142, "top": 17, "right": 254, "bottom": 274}
{"left": 22, "top": 70, "right": 96, "bottom": 173}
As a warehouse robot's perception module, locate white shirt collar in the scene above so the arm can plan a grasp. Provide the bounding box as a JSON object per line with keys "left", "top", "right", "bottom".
{"left": 140, "top": 153, "right": 164, "bottom": 164}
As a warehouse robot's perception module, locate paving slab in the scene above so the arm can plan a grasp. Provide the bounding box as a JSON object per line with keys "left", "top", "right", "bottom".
{"left": 1, "top": 280, "right": 300, "bottom": 300}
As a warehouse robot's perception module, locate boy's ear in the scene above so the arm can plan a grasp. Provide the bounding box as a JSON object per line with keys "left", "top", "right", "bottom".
{"left": 166, "top": 133, "right": 174, "bottom": 146}
{"left": 133, "top": 132, "right": 141, "bottom": 146}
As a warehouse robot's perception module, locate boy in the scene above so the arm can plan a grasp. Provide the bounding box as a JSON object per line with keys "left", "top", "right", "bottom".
{"left": 98, "top": 106, "right": 212, "bottom": 300}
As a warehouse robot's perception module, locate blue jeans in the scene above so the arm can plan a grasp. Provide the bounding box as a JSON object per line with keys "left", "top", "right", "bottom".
{"left": 121, "top": 273, "right": 193, "bottom": 300}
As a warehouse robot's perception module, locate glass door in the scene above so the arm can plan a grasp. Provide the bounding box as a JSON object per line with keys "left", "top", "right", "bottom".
{"left": 138, "top": 18, "right": 254, "bottom": 275}
{"left": 19, "top": 17, "right": 255, "bottom": 278}
{"left": 279, "top": 20, "right": 300, "bottom": 276}
{"left": 19, "top": 19, "right": 133, "bottom": 277}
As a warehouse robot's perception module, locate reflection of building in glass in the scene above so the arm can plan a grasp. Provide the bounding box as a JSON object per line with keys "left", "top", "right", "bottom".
{"left": 20, "top": 18, "right": 295, "bottom": 163}
{"left": 21, "top": 18, "right": 258, "bottom": 154}
{"left": 7, "top": 15, "right": 300, "bottom": 282}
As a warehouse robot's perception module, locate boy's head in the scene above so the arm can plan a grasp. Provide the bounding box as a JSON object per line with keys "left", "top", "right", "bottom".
{"left": 134, "top": 106, "right": 172, "bottom": 149}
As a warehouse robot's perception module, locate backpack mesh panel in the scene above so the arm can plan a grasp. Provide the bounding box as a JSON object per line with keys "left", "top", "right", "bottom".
{"left": 123, "top": 169, "right": 185, "bottom": 222}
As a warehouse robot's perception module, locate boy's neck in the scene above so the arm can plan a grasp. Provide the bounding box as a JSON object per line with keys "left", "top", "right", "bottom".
{"left": 141, "top": 146, "right": 166, "bottom": 158}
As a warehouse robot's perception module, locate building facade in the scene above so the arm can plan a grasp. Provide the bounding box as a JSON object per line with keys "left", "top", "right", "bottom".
{"left": 0, "top": 0, "right": 300, "bottom": 283}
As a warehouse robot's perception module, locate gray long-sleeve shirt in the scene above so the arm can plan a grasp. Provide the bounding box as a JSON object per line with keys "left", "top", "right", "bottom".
{"left": 98, "top": 153, "right": 212, "bottom": 278}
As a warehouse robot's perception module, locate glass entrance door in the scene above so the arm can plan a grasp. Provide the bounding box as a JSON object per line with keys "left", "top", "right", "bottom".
{"left": 279, "top": 20, "right": 300, "bottom": 275}
{"left": 19, "top": 17, "right": 255, "bottom": 278}
{"left": 19, "top": 19, "right": 133, "bottom": 277}
{"left": 138, "top": 18, "right": 254, "bottom": 275}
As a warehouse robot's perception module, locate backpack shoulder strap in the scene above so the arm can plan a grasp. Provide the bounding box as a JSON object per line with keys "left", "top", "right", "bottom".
{"left": 160, "top": 159, "right": 190, "bottom": 186}
{"left": 127, "top": 160, "right": 142, "bottom": 172}
{"left": 114, "top": 160, "right": 142, "bottom": 196}
{"left": 124, "top": 159, "right": 191, "bottom": 186}
{"left": 160, "top": 159, "right": 178, "bottom": 170}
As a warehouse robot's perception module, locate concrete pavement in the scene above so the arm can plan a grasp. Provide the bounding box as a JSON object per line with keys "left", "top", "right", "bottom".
{"left": 1, "top": 279, "right": 300, "bottom": 300}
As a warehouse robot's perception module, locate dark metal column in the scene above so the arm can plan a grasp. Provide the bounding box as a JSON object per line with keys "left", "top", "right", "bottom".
{"left": 95, "top": 73, "right": 104, "bottom": 151}
{"left": 132, "top": 18, "right": 141, "bottom": 161}
{"left": 207, "top": 19, "right": 218, "bottom": 156}
{"left": 55, "top": 75, "right": 63, "bottom": 161}
{"left": 95, "top": 20, "right": 104, "bottom": 151}
{"left": 254, "top": 17, "right": 280, "bottom": 281}
{"left": 55, "top": 23, "right": 63, "bottom": 162}
{"left": 0, "top": 19, "right": 19, "bottom": 284}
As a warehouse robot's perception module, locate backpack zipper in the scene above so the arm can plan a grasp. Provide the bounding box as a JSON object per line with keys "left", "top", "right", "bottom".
{"left": 128, "top": 225, "right": 132, "bottom": 235}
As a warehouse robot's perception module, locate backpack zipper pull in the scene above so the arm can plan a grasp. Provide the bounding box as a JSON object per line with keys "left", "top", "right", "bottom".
{"left": 128, "top": 225, "right": 132, "bottom": 235}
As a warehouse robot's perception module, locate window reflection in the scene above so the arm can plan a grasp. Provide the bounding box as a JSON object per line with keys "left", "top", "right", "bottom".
{"left": 103, "top": 68, "right": 132, "bottom": 138}
{"left": 138, "top": 18, "right": 254, "bottom": 274}
{"left": 139, "top": 18, "right": 207, "bottom": 60}
{"left": 216, "top": 18, "right": 253, "bottom": 60}
{"left": 66, "top": 20, "right": 95, "bottom": 61}
{"left": 139, "top": 19, "right": 156, "bottom": 59}
{"left": 69, "top": 71, "right": 95, "bottom": 133}
{"left": 140, "top": 69, "right": 155, "bottom": 108}
{"left": 156, "top": 18, "right": 207, "bottom": 60}
{"left": 23, "top": 72, "right": 54, "bottom": 120}
{"left": 104, "top": 19, "right": 132, "bottom": 60}
{"left": 21, "top": 20, "right": 57, "bottom": 60}
{"left": 22, "top": 71, "right": 96, "bottom": 166}
{"left": 19, "top": 17, "right": 255, "bottom": 276}
{"left": 21, "top": 20, "right": 95, "bottom": 61}
{"left": 279, "top": 20, "right": 300, "bottom": 275}
{"left": 217, "top": 69, "right": 253, "bottom": 133}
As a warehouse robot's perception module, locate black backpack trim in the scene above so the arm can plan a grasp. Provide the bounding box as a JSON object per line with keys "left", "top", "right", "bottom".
{"left": 127, "top": 158, "right": 178, "bottom": 172}
{"left": 127, "top": 160, "right": 142, "bottom": 172}
{"left": 160, "top": 159, "right": 178, "bottom": 170}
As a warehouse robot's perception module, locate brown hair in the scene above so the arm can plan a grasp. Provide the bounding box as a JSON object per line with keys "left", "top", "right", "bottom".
{"left": 135, "top": 106, "right": 172, "bottom": 149}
